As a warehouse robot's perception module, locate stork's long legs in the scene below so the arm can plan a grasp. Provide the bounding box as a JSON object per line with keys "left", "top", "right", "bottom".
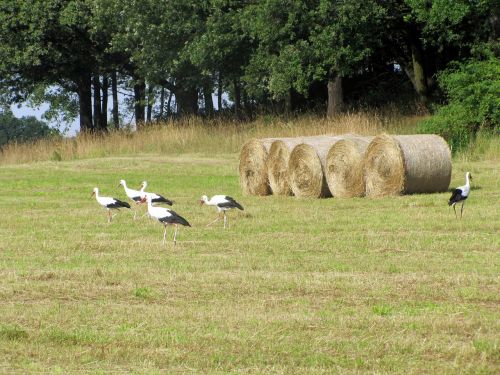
{"left": 162, "top": 225, "right": 167, "bottom": 245}
{"left": 453, "top": 204, "right": 457, "bottom": 219}
{"left": 223, "top": 212, "right": 227, "bottom": 229}
{"left": 460, "top": 201, "right": 465, "bottom": 219}
{"left": 107, "top": 209, "right": 112, "bottom": 223}
{"left": 173, "top": 225, "right": 178, "bottom": 246}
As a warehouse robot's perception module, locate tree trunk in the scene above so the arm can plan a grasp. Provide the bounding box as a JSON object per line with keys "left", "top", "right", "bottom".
{"left": 327, "top": 74, "right": 343, "bottom": 118}
{"left": 176, "top": 87, "right": 198, "bottom": 115}
{"left": 217, "top": 73, "right": 223, "bottom": 111}
{"left": 111, "top": 71, "right": 119, "bottom": 129}
{"left": 146, "top": 84, "right": 154, "bottom": 123}
{"left": 242, "top": 87, "right": 251, "bottom": 117}
{"left": 410, "top": 40, "right": 429, "bottom": 103}
{"left": 159, "top": 86, "right": 165, "bottom": 119}
{"left": 203, "top": 83, "right": 214, "bottom": 116}
{"left": 284, "top": 89, "right": 293, "bottom": 114}
{"left": 101, "top": 74, "right": 108, "bottom": 131}
{"left": 93, "top": 74, "right": 102, "bottom": 130}
{"left": 234, "top": 80, "right": 241, "bottom": 117}
{"left": 134, "top": 80, "right": 146, "bottom": 129}
{"left": 77, "top": 73, "right": 93, "bottom": 132}
{"left": 166, "top": 89, "right": 173, "bottom": 118}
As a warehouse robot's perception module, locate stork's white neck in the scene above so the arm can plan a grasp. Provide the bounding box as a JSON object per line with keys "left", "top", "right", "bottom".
{"left": 465, "top": 173, "right": 470, "bottom": 187}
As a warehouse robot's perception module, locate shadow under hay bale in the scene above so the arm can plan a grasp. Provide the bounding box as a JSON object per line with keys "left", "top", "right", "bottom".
{"left": 363, "top": 134, "right": 452, "bottom": 197}
{"left": 326, "top": 136, "right": 374, "bottom": 198}
{"left": 239, "top": 138, "right": 275, "bottom": 196}
{"left": 288, "top": 136, "right": 348, "bottom": 198}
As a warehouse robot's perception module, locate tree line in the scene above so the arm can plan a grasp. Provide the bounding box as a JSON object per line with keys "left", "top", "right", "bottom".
{"left": 0, "top": 107, "right": 58, "bottom": 148}
{"left": 0, "top": 0, "right": 497, "bottom": 133}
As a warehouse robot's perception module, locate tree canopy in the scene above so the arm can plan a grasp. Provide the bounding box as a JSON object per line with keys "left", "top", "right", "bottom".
{"left": 0, "top": 108, "right": 59, "bottom": 148}
{"left": 0, "top": 0, "right": 497, "bottom": 137}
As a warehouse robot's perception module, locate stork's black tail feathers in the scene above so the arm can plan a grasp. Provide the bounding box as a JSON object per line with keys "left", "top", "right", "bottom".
{"left": 448, "top": 189, "right": 462, "bottom": 206}
{"left": 225, "top": 196, "right": 244, "bottom": 210}
{"left": 160, "top": 211, "right": 191, "bottom": 227}
{"left": 175, "top": 215, "right": 191, "bottom": 227}
{"left": 112, "top": 199, "right": 131, "bottom": 209}
{"left": 153, "top": 196, "right": 174, "bottom": 206}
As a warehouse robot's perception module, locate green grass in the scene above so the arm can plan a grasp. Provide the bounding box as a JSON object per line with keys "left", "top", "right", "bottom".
{"left": 0, "top": 152, "right": 499, "bottom": 373}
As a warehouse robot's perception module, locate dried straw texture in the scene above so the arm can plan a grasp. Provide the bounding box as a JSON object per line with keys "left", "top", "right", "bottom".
{"left": 288, "top": 136, "right": 347, "bottom": 198}
{"left": 326, "top": 136, "right": 374, "bottom": 198}
{"left": 267, "top": 136, "right": 328, "bottom": 195}
{"left": 364, "top": 134, "right": 452, "bottom": 197}
{"left": 239, "top": 138, "right": 275, "bottom": 196}
{"left": 0, "top": 112, "right": 424, "bottom": 165}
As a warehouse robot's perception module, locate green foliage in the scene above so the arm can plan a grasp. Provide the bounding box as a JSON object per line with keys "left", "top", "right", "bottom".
{"left": 419, "top": 55, "right": 499, "bottom": 151}
{"left": 241, "top": 0, "right": 385, "bottom": 100}
{"left": 404, "top": 0, "right": 495, "bottom": 48}
{"left": 308, "top": 0, "right": 385, "bottom": 79}
{"left": 0, "top": 109, "right": 59, "bottom": 148}
{"left": 0, "top": 0, "right": 498, "bottom": 126}
{"left": 0, "top": 0, "right": 96, "bottom": 86}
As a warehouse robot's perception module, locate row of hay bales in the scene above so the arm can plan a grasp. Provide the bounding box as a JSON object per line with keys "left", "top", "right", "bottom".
{"left": 239, "top": 134, "right": 452, "bottom": 198}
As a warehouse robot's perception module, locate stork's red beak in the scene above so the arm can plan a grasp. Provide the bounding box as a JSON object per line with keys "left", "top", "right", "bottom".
{"left": 199, "top": 199, "right": 205, "bottom": 206}
{"left": 91, "top": 191, "right": 95, "bottom": 198}
{"left": 140, "top": 196, "right": 147, "bottom": 203}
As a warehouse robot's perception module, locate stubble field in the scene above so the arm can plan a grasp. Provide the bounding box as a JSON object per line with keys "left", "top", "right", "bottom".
{"left": 0, "top": 119, "right": 499, "bottom": 373}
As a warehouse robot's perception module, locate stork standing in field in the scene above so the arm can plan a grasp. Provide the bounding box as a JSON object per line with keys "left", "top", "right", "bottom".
{"left": 141, "top": 195, "right": 190, "bottom": 245}
{"left": 139, "top": 181, "right": 174, "bottom": 206}
{"left": 448, "top": 172, "right": 472, "bottom": 219}
{"left": 118, "top": 179, "right": 144, "bottom": 219}
{"left": 200, "top": 195, "right": 244, "bottom": 228}
{"left": 91, "top": 187, "right": 130, "bottom": 222}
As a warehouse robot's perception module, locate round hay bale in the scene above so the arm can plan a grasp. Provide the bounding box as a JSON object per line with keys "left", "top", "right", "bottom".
{"left": 326, "top": 136, "right": 374, "bottom": 198}
{"left": 267, "top": 137, "right": 314, "bottom": 195}
{"left": 267, "top": 138, "right": 301, "bottom": 195}
{"left": 288, "top": 136, "right": 347, "bottom": 198}
{"left": 239, "top": 138, "right": 275, "bottom": 196}
{"left": 364, "top": 134, "right": 452, "bottom": 197}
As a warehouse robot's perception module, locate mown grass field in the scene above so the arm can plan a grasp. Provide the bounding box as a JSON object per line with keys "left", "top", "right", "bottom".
{"left": 0, "top": 122, "right": 499, "bottom": 373}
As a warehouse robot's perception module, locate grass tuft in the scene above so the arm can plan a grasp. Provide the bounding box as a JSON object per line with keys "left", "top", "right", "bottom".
{"left": 0, "top": 325, "right": 28, "bottom": 341}
{"left": 133, "top": 287, "right": 155, "bottom": 300}
{"left": 372, "top": 303, "right": 393, "bottom": 316}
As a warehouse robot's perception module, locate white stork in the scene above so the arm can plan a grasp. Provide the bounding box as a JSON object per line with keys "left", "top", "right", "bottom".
{"left": 139, "top": 181, "right": 174, "bottom": 206}
{"left": 91, "top": 187, "right": 130, "bottom": 222}
{"left": 141, "top": 195, "right": 190, "bottom": 245}
{"left": 118, "top": 179, "right": 144, "bottom": 219}
{"left": 448, "top": 172, "right": 472, "bottom": 219}
{"left": 200, "top": 195, "right": 244, "bottom": 228}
